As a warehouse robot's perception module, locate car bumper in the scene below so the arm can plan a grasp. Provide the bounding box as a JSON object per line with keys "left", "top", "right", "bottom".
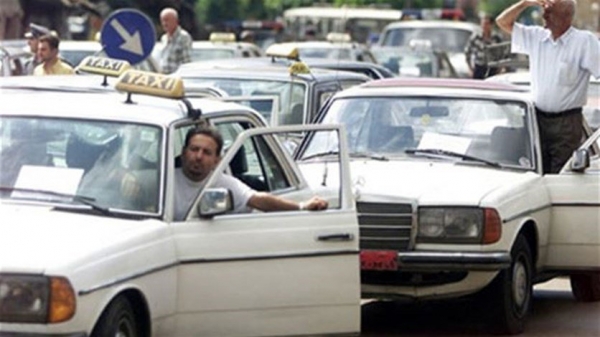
{"left": 397, "top": 250, "right": 511, "bottom": 271}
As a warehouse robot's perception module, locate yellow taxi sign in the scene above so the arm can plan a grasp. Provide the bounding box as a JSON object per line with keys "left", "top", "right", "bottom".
{"left": 265, "top": 43, "right": 299, "bottom": 60}
{"left": 209, "top": 32, "right": 236, "bottom": 43}
{"left": 115, "top": 70, "right": 184, "bottom": 99}
{"left": 326, "top": 32, "right": 351, "bottom": 43}
{"left": 76, "top": 56, "right": 131, "bottom": 77}
{"left": 289, "top": 61, "right": 311, "bottom": 75}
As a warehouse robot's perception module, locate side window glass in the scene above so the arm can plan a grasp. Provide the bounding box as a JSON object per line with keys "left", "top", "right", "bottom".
{"left": 254, "top": 135, "right": 290, "bottom": 191}
{"left": 224, "top": 134, "right": 291, "bottom": 193}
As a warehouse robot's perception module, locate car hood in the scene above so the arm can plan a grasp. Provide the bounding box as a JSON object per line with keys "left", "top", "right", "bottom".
{"left": 0, "top": 204, "right": 165, "bottom": 274}
{"left": 300, "top": 159, "right": 536, "bottom": 205}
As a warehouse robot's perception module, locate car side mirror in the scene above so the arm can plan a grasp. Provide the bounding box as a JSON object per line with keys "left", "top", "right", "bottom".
{"left": 570, "top": 149, "right": 590, "bottom": 172}
{"left": 198, "top": 187, "right": 232, "bottom": 218}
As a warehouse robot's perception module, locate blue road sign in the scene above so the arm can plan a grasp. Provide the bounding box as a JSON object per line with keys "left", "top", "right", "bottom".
{"left": 100, "top": 9, "right": 155, "bottom": 65}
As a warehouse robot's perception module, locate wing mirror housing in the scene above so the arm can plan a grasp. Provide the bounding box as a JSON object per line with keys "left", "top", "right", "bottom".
{"left": 570, "top": 149, "right": 590, "bottom": 173}
{"left": 198, "top": 188, "right": 233, "bottom": 218}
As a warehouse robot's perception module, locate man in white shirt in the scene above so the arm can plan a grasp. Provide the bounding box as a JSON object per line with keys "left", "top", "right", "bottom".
{"left": 174, "top": 127, "right": 328, "bottom": 221}
{"left": 496, "top": 0, "right": 600, "bottom": 173}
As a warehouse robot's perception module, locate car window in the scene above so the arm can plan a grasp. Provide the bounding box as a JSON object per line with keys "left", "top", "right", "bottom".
{"left": 0, "top": 116, "right": 162, "bottom": 213}
{"left": 215, "top": 122, "right": 291, "bottom": 192}
{"left": 303, "top": 96, "right": 533, "bottom": 169}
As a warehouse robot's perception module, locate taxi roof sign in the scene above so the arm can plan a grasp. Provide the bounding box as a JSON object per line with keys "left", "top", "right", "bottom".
{"left": 326, "top": 32, "right": 351, "bottom": 43}
{"left": 265, "top": 43, "right": 299, "bottom": 61}
{"left": 76, "top": 56, "right": 131, "bottom": 77}
{"left": 209, "top": 32, "right": 236, "bottom": 43}
{"left": 115, "top": 70, "right": 184, "bottom": 99}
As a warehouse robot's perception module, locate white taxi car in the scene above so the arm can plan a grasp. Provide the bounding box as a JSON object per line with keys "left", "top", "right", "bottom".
{"left": 294, "top": 77, "right": 600, "bottom": 335}
{"left": 0, "top": 60, "right": 360, "bottom": 336}
{"left": 271, "top": 33, "right": 377, "bottom": 63}
{"left": 152, "top": 32, "right": 264, "bottom": 63}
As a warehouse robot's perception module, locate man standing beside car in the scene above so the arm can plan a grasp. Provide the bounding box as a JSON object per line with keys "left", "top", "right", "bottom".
{"left": 496, "top": 0, "right": 600, "bottom": 174}
{"left": 465, "top": 15, "right": 503, "bottom": 79}
{"left": 158, "top": 7, "right": 192, "bottom": 74}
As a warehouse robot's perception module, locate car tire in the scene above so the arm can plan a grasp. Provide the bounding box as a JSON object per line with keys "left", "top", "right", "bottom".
{"left": 481, "top": 234, "right": 533, "bottom": 335}
{"left": 570, "top": 272, "right": 600, "bottom": 302}
{"left": 91, "top": 295, "right": 139, "bottom": 337}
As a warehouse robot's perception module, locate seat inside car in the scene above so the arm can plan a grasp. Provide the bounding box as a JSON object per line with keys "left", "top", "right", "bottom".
{"left": 490, "top": 126, "right": 528, "bottom": 165}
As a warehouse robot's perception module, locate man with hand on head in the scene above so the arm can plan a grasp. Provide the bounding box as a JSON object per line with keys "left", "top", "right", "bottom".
{"left": 174, "top": 127, "right": 328, "bottom": 221}
{"left": 496, "top": 0, "right": 600, "bottom": 174}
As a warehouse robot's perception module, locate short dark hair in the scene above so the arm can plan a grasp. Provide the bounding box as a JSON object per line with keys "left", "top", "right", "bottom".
{"left": 184, "top": 126, "right": 224, "bottom": 155}
{"left": 39, "top": 34, "right": 60, "bottom": 50}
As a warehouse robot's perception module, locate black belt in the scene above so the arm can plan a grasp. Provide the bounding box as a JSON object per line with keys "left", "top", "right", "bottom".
{"left": 535, "top": 107, "right": 582, "bottom": 118}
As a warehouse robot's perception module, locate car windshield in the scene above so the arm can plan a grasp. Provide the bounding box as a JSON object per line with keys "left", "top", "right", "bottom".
{"left": 372, "top": 49, "right": 436, "bottom": 77}
{"left": 0, "top": 117, "right": 162, "bottom": 214}
{"left": 301, "top": 96, "right": 533, "bottom": 169}
{"left": 183, "top": 77, "right": 307, "bottom": 125}
{"left": 381, "top": 27, "right": 473, "bottom": 53}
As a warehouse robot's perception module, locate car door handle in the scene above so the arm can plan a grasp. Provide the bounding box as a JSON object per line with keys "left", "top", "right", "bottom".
{"left": 316, "top": 233, "right": 355, "bottom": 242}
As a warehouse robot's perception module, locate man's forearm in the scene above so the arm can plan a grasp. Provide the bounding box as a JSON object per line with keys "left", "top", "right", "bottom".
{"left": 249, "top": 192, "right": 299, "bottom": 212}
{"left": 496, "top": 0, "right": 536, "bottom": 34}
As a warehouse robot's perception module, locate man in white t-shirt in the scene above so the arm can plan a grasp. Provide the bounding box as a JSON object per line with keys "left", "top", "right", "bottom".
{"left": 496, "top": 0, "right": 600, "bottom": 173}
{"left": 174, "top": 127, "right": 328, "bottom": 221}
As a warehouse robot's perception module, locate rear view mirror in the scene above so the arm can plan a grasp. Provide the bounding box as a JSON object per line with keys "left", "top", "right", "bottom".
{"left": 198, "top": 187, "right": 232, "bottom": 218}
{"left": 570, "top": 149, "right": 590, "bottom": 172}
{"left": 409, "top": 106, "right": 449, "bottom": 117}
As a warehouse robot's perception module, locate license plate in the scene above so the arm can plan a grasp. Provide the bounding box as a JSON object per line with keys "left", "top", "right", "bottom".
{"left": 360, "top": 250, "right": 398, "bottom": 271}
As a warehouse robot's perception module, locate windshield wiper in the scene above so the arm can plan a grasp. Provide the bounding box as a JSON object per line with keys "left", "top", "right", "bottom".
{"left": 0, "top": 186, "right": 112, "bottom": 215}
{"left": 404, "top": 148, "right": 501, "bottom": 168}
{"left": 300, "top": 150, "right": 340, "bottom": 161}
{"left": 350, "top": 152, "right": 389, "bottom": 161}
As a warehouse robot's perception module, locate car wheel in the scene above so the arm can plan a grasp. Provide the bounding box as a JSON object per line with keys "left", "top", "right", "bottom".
{"left": 482, "top": 234, "right": 533, "bottom": 335}
{"left": 570, "top": 272, "right": 600, "bottom": 302}
{"left": 91, "top": 295, "right": 139, "bottom": 337}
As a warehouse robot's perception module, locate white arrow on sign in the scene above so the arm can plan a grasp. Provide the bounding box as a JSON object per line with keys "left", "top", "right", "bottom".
{"left": 110, "top": 18, "right": 144, "bottom": 56}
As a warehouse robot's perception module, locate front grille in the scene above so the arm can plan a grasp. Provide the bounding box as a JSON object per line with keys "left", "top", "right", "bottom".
{"left": 357, "top": 202, "right": 414, "bottom": 251}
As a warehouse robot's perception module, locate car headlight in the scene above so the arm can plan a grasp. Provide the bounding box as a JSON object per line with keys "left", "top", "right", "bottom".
{"left": 0, "top": 274, "right": 76, "bottom": 323}
{"left": 418, "top": 207, "right": 501, "bottom": 244}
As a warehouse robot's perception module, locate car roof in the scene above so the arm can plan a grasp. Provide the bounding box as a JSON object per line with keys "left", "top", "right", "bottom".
{"left": 176, "top": 58, "right": 372, "bottom": 82}
{"left": 383, "top": 20, "right": 480, "bottom": 32}
{"left": 486, "top": 71, "right": 600, "bottom": 85}
{"left": 59, "top": 41, "right": 103, "bottom": 51}
{"left": 334, "top": 77, "right": 530, "bottom": 100}
{"left": 0, "top": 75, "right": 263, "bottom": 126}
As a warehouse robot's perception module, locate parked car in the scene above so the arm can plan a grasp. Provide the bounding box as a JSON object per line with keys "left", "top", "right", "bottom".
{"left": 174, "top": 45, "right": 371, "bottom": 127}
{"left": 377, "top": 20, "right": 481, "bottom": 77}
{"left": 152, "top": 32, "right": 264, "bottom": 63}
{"left": 0, "top": 66, "right": 360, "bottom": 336}
{"left": 371, "top": 44, "right": 458, "bottom": 78}
{"left": 295, "top": 77, "right": 600, "bottom": 335}
{"left": 268, "top": 34, "right": 377, "bottom": 63}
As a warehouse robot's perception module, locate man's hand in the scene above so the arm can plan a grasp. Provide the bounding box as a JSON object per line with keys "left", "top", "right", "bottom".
{"left": 301, "top": 196, "right": 328, "bottom": 211}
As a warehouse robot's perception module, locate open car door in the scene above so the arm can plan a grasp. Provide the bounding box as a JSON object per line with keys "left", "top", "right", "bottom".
{"left": 545, "top": 128, "right": 600, "bottom": 271}
{"left": 171, "top": 124, "right": 360, "bottom": 337}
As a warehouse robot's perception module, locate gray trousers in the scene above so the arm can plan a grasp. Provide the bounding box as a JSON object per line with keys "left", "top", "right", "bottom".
{"left": 536, "top": 107, "right": 583, "bottom": 174}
